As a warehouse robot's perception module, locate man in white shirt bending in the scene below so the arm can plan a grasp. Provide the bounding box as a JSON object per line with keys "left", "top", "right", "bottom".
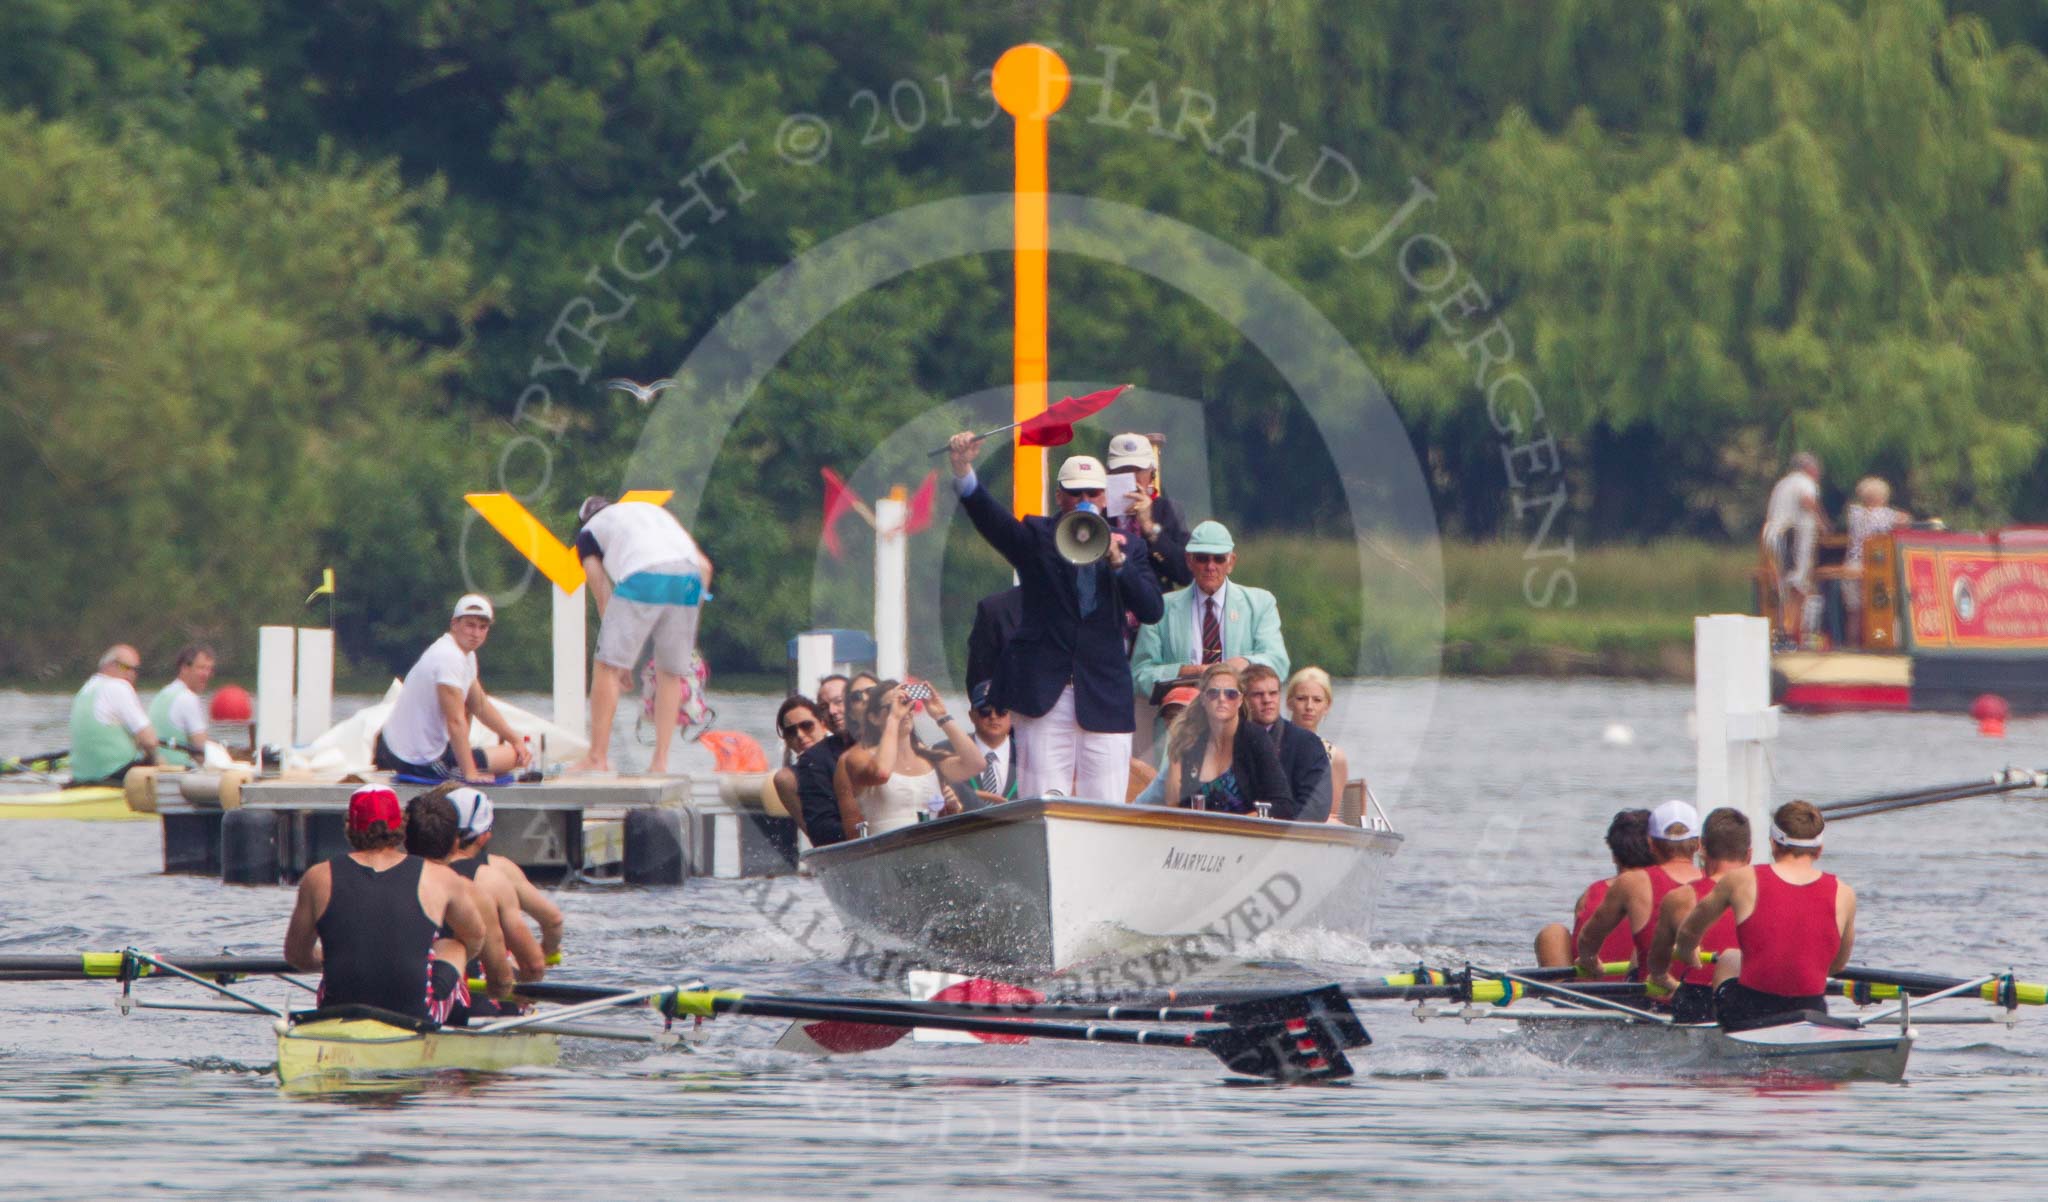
{"left": 67, "top": 645, "right": 160, "bottom": 784}
{"left": 373, "top": 595, "right": 532, "bottom": 783}
{"left": 1760, "top": 452, "right": 1830, "bottom": 643}
{"left": 569, "top": 495, "right": 714, "bottom": 775}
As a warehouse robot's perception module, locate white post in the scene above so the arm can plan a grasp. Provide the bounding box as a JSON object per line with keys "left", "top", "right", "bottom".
{"left": 1694, "top": 614, "right": 1778, "bottom": 863}
{"left": 795, "top": 632, "right": 835, "bottom": 698}
{"left": 553, "top": 583, "right": 587, "bottom": 741}
{"left": 255, "top": 626, "right": 296, "bottom": 768}
{"left": 293, "top": 628, "right": 333, "bottom": 744}
{"left": 874, "top": 491, "right": 908, "bottom": 682}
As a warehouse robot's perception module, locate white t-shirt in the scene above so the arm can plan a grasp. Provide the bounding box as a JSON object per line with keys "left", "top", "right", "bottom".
{"left": 579, "top": 502, "right": 703, "bottom": 583}
{"left": 155, "top": 679, "right": 209, "bottom": 739}
{"left": 84, "top": 674, "right": 151, "bottom": 733}
{"left": 1762, "top": 471, "right": 1819, "bottom": 544}
{"left": 380, "top": 633, "right": 478, "bottom": 763}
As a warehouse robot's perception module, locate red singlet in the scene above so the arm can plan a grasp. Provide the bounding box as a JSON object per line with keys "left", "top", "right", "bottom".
{"left": 1683, "top": 876, "right": 1737, "bottom": 987}
{"left": 1573, "top": 879, "right": 1635, "bottom": 971}
{"left": 1631, "top": 864, "right": 1692, "bottom": 969}
{"left": 1736, "top": 865, "right": 1841, "bottom": 997}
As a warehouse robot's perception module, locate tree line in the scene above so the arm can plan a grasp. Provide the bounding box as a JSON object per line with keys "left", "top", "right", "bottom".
{"left": 4, "top": 0, "right": 2046, "bottom": 683}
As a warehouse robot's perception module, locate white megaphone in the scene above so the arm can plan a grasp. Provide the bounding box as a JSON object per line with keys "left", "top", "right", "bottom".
{"left": 1054, "top": 501, "right": 1112, "bottom": 565}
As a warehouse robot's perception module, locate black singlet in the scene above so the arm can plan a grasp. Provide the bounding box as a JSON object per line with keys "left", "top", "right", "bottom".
{"left": 315, "top": 854, "right": 438, "bottom": 1019}
{"left": 450, "top": 850, "right": 489, "bottom": 880}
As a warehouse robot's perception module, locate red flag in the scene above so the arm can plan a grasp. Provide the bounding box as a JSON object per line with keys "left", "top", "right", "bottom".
{"left": 1016, "top": 384, "right": 1131, "bottom": 448}
{"left": 904, "top": 471, "right": 938, "bottom": 534}
{"left": 821, "top": 467, "right": 862, "bottom": 559}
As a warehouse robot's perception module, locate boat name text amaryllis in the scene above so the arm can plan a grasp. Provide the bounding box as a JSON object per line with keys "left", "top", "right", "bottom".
{"left": 1160, "top": 847, "right": 1228, "bottom": 873}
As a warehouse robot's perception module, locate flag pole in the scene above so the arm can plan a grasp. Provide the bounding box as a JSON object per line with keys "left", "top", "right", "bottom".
{"left": 992, "top": 45, "right": 1069, "bottom": 520}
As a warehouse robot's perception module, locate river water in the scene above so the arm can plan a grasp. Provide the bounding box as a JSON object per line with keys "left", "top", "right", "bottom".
{"left": 2, "top": 679, "right": 2045, "bottom": 1199}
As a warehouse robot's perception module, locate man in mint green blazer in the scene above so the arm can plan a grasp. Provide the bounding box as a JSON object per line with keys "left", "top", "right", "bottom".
{"left": 1130, "top": 520, "right": 1290, "bottom": 700}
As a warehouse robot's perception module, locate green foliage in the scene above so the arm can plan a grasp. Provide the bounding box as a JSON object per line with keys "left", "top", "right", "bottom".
{"left": 7, "top": 1, "right": 2048, "bottom": 683}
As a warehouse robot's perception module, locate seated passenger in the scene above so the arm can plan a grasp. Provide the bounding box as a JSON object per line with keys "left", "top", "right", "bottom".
{"left": 1240, "top": 664, "right": 1329, "bottom": 822}
{"left": 1130, "top": 685, "right": 1197, "bottom": 808}
{"left": 770, "top": 694, "right": 826, "bottom": 841}
{"left": 1159, "top": 664, "right": 1289, "bottom": 816}
{"left": 1284, "top": 666, "right": 1354, "bottom": 823}
{"left": 835, "top": 681, "right": 979, "bottom": 838}
{"left": 1842, "top": 477, "right": 1911, "bottom": 646}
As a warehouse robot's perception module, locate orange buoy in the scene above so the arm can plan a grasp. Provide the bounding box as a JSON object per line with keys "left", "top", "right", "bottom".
{"left": 699, "top": 731, "right": 768, "bottom": 773}
{"left": 210, "top": 685, "right": 253, "bottom": 723}
{"left": 1972, "top": 693, "right": 2009, "bottom": 738}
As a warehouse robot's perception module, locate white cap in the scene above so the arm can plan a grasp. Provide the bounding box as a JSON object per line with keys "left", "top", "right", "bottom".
{"left": 1649, "top": 799, "right": 1700, "bottom": 840}
{"left": 448, "top": 786, "right": 494, "bottom": 838}
{"left": 1106, "top": 433, "right": 1155, "bottom": 471}
{"left": 1056, "top": 456, "right": 1108, "bottom": 490}
{"left": 452, "top": 593, "right": 494, "bottom": 622}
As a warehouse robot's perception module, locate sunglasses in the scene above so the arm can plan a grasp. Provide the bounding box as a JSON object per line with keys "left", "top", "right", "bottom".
{"left": 116, "top": 661, "right": 140, "bottom": 672}
{"left": 1061, "top": 488, "right": 1106, "bottom": 499}
{"left": 779, "top": 718, "right": 819, "bottom": 739}
{"left": 1204, "top": 687, "right": 1242, "bottom": 701}
{"left": 1189, "top": 553, "right": 1229, "bottom": 565}
{"left": 971, "top": 706, "right": 1009, "bottom": 719}
{"left": 848, "top": 688, "right": 874, "bottom": 703}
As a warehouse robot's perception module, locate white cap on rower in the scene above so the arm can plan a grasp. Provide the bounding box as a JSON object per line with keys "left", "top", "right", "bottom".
{"left": 1649, "top": 799, "right": 1700, "bottom": 840}
{"left": 448, "top": 786, "right": 494, "bottom": 838}
{"left": 453, "top": 593, "right": 495, "bottom": 622}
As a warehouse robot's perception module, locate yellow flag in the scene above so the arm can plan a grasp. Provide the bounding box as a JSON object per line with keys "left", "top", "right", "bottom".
{"left": 304, "top": 567, "right": 335, "bottom": 605}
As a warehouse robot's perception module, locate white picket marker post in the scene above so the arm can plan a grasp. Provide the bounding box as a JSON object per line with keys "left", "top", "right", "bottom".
{"left": 553, "top": 583, "right": 587, "bottom": 742}
{"left": 255, "top": 626, "right": 296, "bottom": 773}
{"left": 1694, "top": 614, "right": 1778, "bottom": 863}
{"left": 874, "top": 489, "right": 908, "bottom": 683}
{"left": 795, "top": 632, "right": 834, "bottom": 698}
{"left": 293, "top": 628, "right": 333, "bottom": 746}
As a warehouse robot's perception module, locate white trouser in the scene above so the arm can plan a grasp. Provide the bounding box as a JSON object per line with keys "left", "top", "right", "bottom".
{"left": 1012, "top": 683, "right": 1133, "bottom": 803}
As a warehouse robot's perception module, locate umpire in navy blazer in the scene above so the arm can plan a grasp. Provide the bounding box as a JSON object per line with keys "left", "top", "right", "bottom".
{"left": 948, "top": 430, "right": 1165, "bottom": 803}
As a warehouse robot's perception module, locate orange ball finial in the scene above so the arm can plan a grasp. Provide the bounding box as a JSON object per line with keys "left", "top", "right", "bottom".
{"left": 992, "top": 44, "right": 1070, "bottom": 120}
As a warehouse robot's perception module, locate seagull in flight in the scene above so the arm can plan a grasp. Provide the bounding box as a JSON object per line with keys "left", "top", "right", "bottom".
{"left": 605, "top": 377, "right": 675, "bottom": 405}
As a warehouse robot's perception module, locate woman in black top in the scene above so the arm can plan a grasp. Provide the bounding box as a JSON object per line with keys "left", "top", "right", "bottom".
{"left": 1161, "top": 664, "right": 1289, "bottom": 816}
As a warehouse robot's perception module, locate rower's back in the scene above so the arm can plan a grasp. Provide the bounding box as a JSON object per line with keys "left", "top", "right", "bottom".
{"left": 317, "top": 852, "right": 439, "bottom": 1019}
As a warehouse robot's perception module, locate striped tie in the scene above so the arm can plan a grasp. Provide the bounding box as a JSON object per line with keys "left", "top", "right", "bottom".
{"left": 1202, "top": 597, "right": 1222, "bottom": 664}
{"left": 977, "top": 750, "right": 1000, "bottom": 795}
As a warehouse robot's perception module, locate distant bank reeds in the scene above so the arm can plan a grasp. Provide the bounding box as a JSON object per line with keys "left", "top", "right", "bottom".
{"left": 1232, "top": 536, "right": 1756, "bottom": 679}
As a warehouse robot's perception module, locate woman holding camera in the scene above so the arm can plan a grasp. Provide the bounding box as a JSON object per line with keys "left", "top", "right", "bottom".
{"left": 834, "top": 680, "right": 980, "bottom": 838}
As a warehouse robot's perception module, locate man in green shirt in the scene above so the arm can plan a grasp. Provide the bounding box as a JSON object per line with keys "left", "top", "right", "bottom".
{"left": 68, "top": 645, "right": 160, "bottom": 784}
{"left": 148, "top": 644, "right": 216, "bottom": 767}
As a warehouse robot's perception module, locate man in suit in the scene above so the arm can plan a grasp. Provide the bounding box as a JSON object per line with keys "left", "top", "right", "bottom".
{"left": 947, "top": 430, "right": 1166, "bottom": 803}
{"left": 942, "top": 681, "right": 1020, "bottom": 809}
{"left": 1130, "top": 519, "right": 1290, "bottom": 701}
{"left": 1240, "top": 663, "right": 1331, "bottom": 822}
{"left": 966, "top": 586, "right": 1023, "bottom": 696}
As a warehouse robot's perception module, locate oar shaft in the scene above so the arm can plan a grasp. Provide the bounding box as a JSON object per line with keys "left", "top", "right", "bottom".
{"left": 704, "top": 994, "right": 1190, "bottom": 1049}
{"left": 0, "top": 954, "right": 297, "bottom": 978}
{"left": 1836, "top": 967, "right": 2047, "bottom": 1006}
{"left": 1824, "top": 779, "right": 2037, "bottom": 820}
{"left": 1818, "top": 772, "right": 2034, "bottom": 813}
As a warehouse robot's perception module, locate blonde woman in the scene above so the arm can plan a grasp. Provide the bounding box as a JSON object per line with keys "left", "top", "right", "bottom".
{"left": 834, "top": 681, "right": 979, "bottom": 838}
{"left": 1843, "top": 478, "right": 1910, "bottom": 646}
{"left": 1285, "top": 667, "right": 1354, "bottom": 823}
{"left": 1161, "top": 664, "right": 1288, "bottom": 815}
